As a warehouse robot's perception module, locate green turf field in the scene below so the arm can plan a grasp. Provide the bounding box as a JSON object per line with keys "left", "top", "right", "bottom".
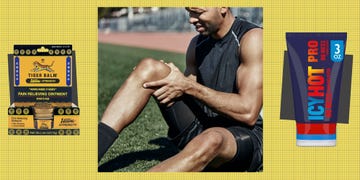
{"left": 98, "top": 43, "right": 186, "bottom": 172}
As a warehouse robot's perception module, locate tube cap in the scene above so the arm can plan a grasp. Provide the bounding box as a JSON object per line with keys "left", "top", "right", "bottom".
{"left": 296, "top": 123, "right": 337, "bottom": 147}
{"left": 297, "top": 139, "right": 336, "bottom": 146}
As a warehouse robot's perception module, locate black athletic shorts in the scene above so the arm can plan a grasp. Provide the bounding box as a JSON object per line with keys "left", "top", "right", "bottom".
{"left": 158, "top": 98, "right": 263, "bottom": 172}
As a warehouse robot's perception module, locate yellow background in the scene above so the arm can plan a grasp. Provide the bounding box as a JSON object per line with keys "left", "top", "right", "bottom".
{"left": 0, "top": 0, "right": 359, "bottom": 180}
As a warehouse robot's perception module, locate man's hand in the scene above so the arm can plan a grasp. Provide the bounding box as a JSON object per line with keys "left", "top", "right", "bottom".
{"left": 143, "top": 62, "right": 188, "bottom": 106}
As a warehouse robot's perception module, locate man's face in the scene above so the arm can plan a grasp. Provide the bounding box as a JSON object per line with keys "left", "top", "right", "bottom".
{"left": 186, "top": 7, "right": 224, "bottom": 36}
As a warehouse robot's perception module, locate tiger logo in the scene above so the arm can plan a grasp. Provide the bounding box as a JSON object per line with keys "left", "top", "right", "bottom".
{"left": 32, "top": 61, "right": 55, "bottom": 72}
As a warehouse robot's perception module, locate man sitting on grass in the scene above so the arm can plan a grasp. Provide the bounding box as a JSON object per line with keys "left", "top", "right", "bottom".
{"left": 98, "top": 7, "right": 263, "bottom": 172}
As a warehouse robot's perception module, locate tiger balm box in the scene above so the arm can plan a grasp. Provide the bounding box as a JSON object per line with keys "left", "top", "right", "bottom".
{"left": 8, "top": 45, "right": 80, "bottom": 135}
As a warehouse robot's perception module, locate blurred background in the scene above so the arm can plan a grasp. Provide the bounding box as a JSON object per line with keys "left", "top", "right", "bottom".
{"left": 98, "top": 7, "right": 263, "bottom": 32}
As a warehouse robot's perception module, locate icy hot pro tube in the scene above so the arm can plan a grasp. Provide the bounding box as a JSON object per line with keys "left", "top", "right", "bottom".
{"left": 286, "top": 33, "right": 346, "bottom": 146}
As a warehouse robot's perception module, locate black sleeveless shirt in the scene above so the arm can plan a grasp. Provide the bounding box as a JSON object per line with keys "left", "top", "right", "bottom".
{"left": 193, "top": 18, "right": 263, "bottom": 127}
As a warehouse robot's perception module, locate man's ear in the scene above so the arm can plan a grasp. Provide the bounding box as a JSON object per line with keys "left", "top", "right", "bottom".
{"left": 220, "top": 7, "right": 228, "bottom": 17}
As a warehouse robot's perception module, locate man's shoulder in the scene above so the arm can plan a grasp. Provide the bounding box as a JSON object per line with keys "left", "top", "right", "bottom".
{"left": 235, "top": 18, "right": 261, "bottom": 29}
{"left": 233, "top": 18, "right": 262, "bottom": 41}
{"left": 241, "top": 28, "right": 262, "bottom": 43}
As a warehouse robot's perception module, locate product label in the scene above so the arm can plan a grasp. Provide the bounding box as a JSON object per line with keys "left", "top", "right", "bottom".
{"left": 8, "top": 45, "right": 80, "bottom": 136}
{"left": 330, "top": 40, "right": 345, "bottom": 62}
{"left": 54, "top": 116, "right": 80, "bottom": 129}
{"left": 285, "top": 33, "right": 347, "bottom": 145}
{"left": 15, "top": 56, "right": 72, "bottom": 87}
{"left": 307, "top": 40, "right": 332, "bottom": 122}
{"left": 10, "top": 45, "right": 74, "bottom": 103}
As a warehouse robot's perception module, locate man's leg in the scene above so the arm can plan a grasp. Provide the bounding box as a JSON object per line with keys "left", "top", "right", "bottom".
{"left": 98, "top": 58, "right": 171, "bottom": 161}
{"left": 157, "top": 98, "right": 200, "bottom": 144}
{"left": 147, "top": 127, "right": 238, "bottom": 172}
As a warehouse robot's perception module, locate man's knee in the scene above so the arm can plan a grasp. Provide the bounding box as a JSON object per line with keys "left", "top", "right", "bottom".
{"left": 187, "top": 129, "right": 225, "bottom": 163}
{"left": 134, "top": 58, "right": 170, "bottom": 81}
{"left": 199, "top": 129, "right": 225, "bottom": 153}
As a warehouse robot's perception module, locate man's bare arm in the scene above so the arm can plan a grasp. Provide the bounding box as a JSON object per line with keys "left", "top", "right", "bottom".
{"left": 150, "top": 36, "right": 198, "bottom": 105}
{"left": 183, "top": 29, "right": 263, "bottom": 126}
{"left": 144, "top": 29, "right": 262, "bottom": 126}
